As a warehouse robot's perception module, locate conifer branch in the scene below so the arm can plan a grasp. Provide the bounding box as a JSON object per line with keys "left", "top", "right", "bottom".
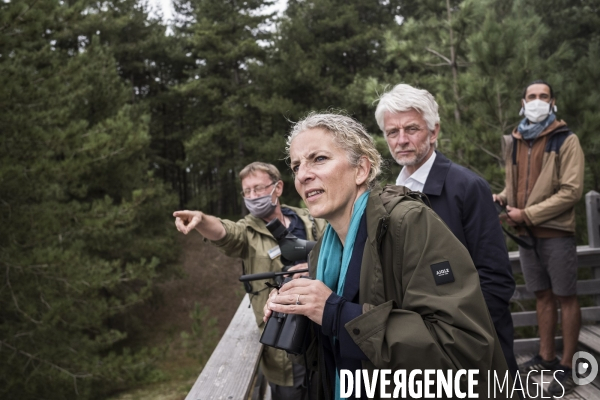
{"left": 425, "top": 47, "right": 451, "bottom": 65}
{"left": 0, "top": 339, "right": 93, "bottom": 388}
{"left": 92, "top": 148, "right": 126, "bottom": 162}
{"left": 0, "top": 0, "right": 40, "bottom": 34}
{"left": 476, "top": 144, "right": 503, "bottom": 163}
{"left": 424, "top": 62, "right": 451, "bottom": 67}
{"left": 455, "top": 154, "right": 487, "bottom": 179}
{"left": 6, "top": 266, "right": 43, "bottom": 324}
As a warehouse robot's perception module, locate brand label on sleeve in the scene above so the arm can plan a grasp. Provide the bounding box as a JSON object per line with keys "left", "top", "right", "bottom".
{"left": 430, "top": 261, "right": 455, "bottom": 285}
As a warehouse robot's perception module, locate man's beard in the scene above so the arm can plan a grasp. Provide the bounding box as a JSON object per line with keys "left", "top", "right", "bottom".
{"left": 392, "top": 138, "right": 431, "bottom": 167}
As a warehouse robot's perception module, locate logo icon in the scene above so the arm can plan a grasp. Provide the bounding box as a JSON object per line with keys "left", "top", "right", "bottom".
{"left": 572, "top": 351, "right": 598, "bottom": 385}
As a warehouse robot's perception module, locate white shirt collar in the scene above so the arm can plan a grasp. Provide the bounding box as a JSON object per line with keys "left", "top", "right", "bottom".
{"left": 395, "top": 151, "right": 437, "bottom": 192}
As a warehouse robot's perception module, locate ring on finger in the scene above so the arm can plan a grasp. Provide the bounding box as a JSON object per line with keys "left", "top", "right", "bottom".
{"left": 296, "top": 294, "right": 301, "bottom": 305}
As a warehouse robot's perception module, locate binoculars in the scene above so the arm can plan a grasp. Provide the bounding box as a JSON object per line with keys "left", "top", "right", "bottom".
{"left": 259, "top": 276, "right": 311, "bottom": 355}
{"left": 238, "top": 217, "right": 316, "bottom": 354}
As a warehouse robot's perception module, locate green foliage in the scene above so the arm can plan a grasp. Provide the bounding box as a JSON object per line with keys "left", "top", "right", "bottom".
{"left": 252, "top": 0, "right": 404, "bottom": 201}
{"left": 180, "top": 303, "right": 219, "bottom": 363}
{"left": 267, "top": 0, "right": 402, "bottom": 127}
{"left": 5, "top": 0, "right": 600, "bottom": 396}
{"left": 376, "top": 0, "right": 600, "bottom": 244}
{"left": 170, "top": 0, "right": 277, "bottom": 214}
{"left": 0, "top": 1, "right": 178, "bottom": 398}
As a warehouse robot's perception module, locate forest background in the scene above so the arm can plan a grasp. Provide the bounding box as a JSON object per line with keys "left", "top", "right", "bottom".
{"left": 2, "top": 0, "right": 599, "bottom": 398}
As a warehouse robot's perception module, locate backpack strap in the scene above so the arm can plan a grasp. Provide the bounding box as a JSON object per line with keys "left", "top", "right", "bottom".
{"left": 545, "top": 127, "right": 573, "bottom": 154}
{"left": 501, "top": 134, "right": 516, "bottom": 165}
{"left": 380, "top": 184, "right": 430, "bottom": 215}
{"left": 308, "top": 214, "right": 318, "bottom": 240}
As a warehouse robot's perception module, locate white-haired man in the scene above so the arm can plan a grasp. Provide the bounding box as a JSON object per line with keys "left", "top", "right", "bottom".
{"left": 375, "top": 84, "right": 519, "bottom": 383}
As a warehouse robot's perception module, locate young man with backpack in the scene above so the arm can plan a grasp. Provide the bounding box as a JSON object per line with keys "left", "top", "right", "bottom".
{"left": 493, "top": 80, "right": 585, "bottom": 396}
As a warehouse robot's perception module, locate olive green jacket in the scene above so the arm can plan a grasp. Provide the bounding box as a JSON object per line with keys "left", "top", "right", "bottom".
{"left": 304, "top": 186, "right": 515, "bottom": 399}
{"left": 210, "top": 205, "right": 326, "bottom": 386}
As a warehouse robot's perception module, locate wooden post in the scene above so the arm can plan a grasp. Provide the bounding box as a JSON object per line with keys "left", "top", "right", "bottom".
{"left": 585, "top": 191, "right": 600, "bottom": 308}
{"left": 586, "top": 191, "right": 600, "bottom": 248}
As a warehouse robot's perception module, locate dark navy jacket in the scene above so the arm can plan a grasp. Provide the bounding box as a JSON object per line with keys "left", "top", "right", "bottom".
{"left": 423, "top": 151, "right": 515, "bottom": 304}
{"left": 422, "top": 152, "right": 519, "bottom": 382}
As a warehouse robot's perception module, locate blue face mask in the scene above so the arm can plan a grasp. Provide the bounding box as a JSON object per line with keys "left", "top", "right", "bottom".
{"left": 244, "top": 186, "right": 278, "bottom": 219}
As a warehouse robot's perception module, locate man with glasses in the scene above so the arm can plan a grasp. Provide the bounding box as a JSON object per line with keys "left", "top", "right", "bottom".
{"left": 174, "top": 161, "right": 326, "bottom": 400}
{"left": 375, "top": 84, "right": 519, "bottom": 385}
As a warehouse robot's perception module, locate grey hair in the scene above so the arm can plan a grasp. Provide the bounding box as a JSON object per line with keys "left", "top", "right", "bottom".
{"left": 286, "top": 112, "right": 382, "bottom": 189}
{"left": 374, "top": 84, "right": 440, "bottom": 132}
{"left": 239, "top": 161, "right": 281, "bottom": 182}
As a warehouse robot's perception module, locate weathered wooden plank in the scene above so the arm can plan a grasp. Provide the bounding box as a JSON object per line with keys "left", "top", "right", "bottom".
{"left": 595, "top": 263, "right": 600, "bottom": 308}
{"left": 511, "top": 311, "right": 537, "bottom": 327}
{"left": 510, "top": 245, "right": 600, "bottom": 274}
{"left": 512, "top": 306, "right": 600, "bottom": 327}
{"left": 579, "top": 325, "right": 600, "bottom": 355}
{"left": 511, "top": 279, "right": 600, "bottom": 301}
{"left": 514, "top": 337, "right": 563, "bottom": 354}
{"left": 515, "top": 352, "right": 600, "bottom": 400}
{"left": 185, "top": 294, "right": 262, "bottom": 400}
{"left": 515, "top": 353, "right": 566, "bottom": 399}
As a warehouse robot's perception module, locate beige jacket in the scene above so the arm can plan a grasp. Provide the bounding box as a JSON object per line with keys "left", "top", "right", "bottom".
{"left": 210, "top": 205, "right": 326, "bottom": 386}
{"left": 499, "top": 120, "right": 584, "bottom": 236}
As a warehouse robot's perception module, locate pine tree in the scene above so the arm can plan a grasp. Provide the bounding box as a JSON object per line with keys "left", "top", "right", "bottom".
{"left": 369, "top": 0, "right": 558, "bottom": 187}
{"left": 63, "top": 0, "right": 195, "bottom": 208}
{"left": 264, "top": 0, "right": 402, "bottom": 132}
{"left": 369, "top": 0, "right": 597, "bottom": 243}
{"left": 523, "top": 0, "right": 600, "bottom": 242}
{"left": 0, "top": 1, "right": 178, "bottom": 397}
{"left": 172, "top": 0, "right": 277, "bottom": 215}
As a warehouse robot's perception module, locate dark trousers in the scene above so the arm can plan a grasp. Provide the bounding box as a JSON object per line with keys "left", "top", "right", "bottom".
{"left": 269, "top": 362, "right": 308, "bottom": 400}
{"left": 484, "top": 292, "right": 520, "bottom": 390}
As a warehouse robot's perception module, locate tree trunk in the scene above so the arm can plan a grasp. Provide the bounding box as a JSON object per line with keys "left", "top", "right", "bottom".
{"left": 446, "top": 0, "right": 461, "bottom": 124}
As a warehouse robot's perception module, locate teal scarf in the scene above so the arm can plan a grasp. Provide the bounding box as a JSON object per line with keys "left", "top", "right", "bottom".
{"left": 316, "top": 191, "right": 370, "bottom": 295}
{"left": 316, "top": 190, "right": 370, "bottom": 400}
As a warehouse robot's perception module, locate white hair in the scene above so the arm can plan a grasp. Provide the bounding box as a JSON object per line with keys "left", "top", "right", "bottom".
{"left": 374, "top": 84, "right": 440, "bottom": 132}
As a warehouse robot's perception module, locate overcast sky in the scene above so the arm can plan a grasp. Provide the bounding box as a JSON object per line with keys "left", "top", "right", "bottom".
{"left": 148, "top": 0, "right": 288, "bottom": 23}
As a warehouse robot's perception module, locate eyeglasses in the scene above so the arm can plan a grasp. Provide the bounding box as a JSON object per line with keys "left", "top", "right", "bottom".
{"left": 241, "top": 181, "right": 277, "bottom": 198}
{"left": 385, "top": 125, "right": 425, "bottom": 139}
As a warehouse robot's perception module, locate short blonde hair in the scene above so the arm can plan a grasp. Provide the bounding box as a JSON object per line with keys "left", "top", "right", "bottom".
{"left": 239, "top": 162, "right": 281, "bottom": 183}
{"left": 286, "top": 112, "right": 382, "bottom": 188}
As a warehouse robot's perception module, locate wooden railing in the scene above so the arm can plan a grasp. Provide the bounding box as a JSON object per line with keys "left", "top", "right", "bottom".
{"left": 509, "top": 245, "right": 600, "bottom": 353}
{"left": 510, "top": 191, "right": 600, "bottom": 354}
{"left": 185, "top": 191, "right": 600, "bottom": 399}
{"left": 184, "top": 295, "right": 263, "bottom": 400}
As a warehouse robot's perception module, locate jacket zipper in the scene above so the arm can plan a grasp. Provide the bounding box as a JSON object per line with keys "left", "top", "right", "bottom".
{"left": 524, "top": 140, "right": 533, "bottom": 206}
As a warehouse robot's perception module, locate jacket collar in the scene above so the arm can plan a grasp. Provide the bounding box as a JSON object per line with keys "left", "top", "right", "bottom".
{"left": 240, "top": 210, "right": 269, "bottom": 235}
{"left": 308, "top": 187, "right": 388, "bottom": 276}
{"left": 421, "top": 150, "right": 450, "bottom": 197}
{"left": 243, "top": 204, "right": 296, "bottom": 237}
{"left": 511, "top": 119, "right": 567, "bottom": 140}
